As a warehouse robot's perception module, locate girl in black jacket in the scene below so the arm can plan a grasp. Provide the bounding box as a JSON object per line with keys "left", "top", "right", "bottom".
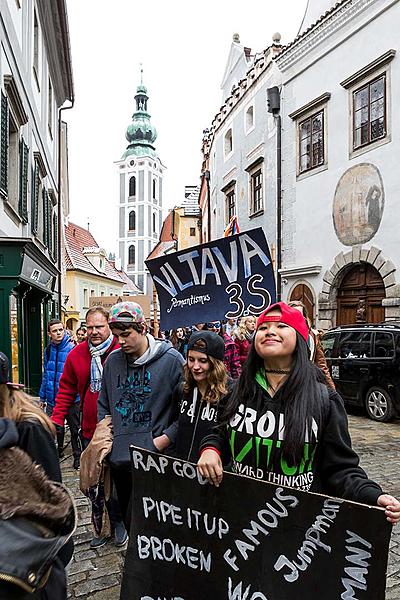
{"left": 169, "top": 331, "right": 230, "bottom": 462}
{"left": 0, "top": 352, "right": 74, "bottom": 600}
{"left": 198, "top": 302, "right": 400, "bottom": 524}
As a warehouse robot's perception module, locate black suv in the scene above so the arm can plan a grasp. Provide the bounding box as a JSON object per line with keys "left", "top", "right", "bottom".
{"left": 321, "top": 323, "right": 400, "bottom": 422}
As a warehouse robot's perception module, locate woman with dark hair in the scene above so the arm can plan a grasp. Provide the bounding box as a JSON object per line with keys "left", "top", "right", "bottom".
{"left": 169, "top": 331, "right": 230, "bottom": 462}
{"left": 198, "top": 302, "right": 400, "bottom": 524}
{"left": 169, "top": 327, "right": 189, "bottom": 358}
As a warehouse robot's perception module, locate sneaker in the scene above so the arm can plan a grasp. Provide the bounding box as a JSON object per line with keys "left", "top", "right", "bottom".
{"left": 73, "top": 458, "right": 80, "bottom": 470}
{"left": 114, "top": 521, "right": 128, "bottom": 547}
{"left": 89, "top": 536, "right": 110, "bottom": 549}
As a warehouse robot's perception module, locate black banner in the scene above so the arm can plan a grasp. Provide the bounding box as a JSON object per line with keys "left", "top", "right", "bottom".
{"left": 145, "top": 228, "right": 276, "bottom": 329}
{"left": 121, "top": 447, "right": 391, "bottom": 600}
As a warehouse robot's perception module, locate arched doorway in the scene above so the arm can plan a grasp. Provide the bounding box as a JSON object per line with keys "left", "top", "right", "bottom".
{"left": 289, "top": 283, "right": 315, "bottom": 325}
{"left": 337, "top": 263, "right": 385, "bottom": 325}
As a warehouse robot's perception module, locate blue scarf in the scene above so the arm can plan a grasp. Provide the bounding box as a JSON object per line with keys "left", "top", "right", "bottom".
{"left": 89, "top": 334, "right": 114, "bottom": 392}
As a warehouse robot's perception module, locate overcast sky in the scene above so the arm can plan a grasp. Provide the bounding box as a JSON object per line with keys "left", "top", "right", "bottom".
{"left": 64, "top": 0, "right": 308, "bottom": 255}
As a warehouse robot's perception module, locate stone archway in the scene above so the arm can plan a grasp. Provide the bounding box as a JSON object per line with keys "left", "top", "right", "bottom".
{"left": 318, "top": 246, "right": 400, "bottom": 330}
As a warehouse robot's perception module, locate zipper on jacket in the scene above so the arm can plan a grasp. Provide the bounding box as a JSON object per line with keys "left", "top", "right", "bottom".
{"left": 53, "top": 344, "right": 60, "bottom": 402}
{"left": 0, "top": 565, "right": 51, "bottom": 593}
{"left": 187, "top": 388, "right": 202, "bottom": 461}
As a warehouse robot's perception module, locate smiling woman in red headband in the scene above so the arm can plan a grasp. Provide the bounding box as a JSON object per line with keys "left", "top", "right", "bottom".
{"left": 198, "top": 302, "right": 400, "bottom": 525}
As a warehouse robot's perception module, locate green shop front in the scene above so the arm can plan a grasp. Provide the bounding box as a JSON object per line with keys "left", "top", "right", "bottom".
{"left": 0, "top": 239, "right": 59, "bottom": 394}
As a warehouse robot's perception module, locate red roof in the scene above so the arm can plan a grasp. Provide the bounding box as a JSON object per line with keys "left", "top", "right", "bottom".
{"left": 64, "top": 222, "right": 124, "bottom": 283}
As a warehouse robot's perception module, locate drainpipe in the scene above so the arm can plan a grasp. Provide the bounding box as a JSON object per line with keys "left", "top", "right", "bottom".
{"left": 56, "top": 0, "right": 75, "bottom": 318}
{"left": 57, "top": 101, "right": 74, "bottom": 317}
{"left": 204, "top": 169, "right": 211, "bottom": 242}
{"left": 267, "top": 86, "right": 282, "bottom": 301}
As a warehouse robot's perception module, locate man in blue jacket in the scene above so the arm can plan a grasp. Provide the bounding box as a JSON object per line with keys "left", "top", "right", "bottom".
{"left": 40, "top": 319, "right": 81, "bottom": 468}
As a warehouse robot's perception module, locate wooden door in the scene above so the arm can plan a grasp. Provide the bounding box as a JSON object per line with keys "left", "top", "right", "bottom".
{"left": 289, "top": 283, "right": 315, "bottom": 325}
{"left": 337, "top": 264, "right": 385, "bottom": 325}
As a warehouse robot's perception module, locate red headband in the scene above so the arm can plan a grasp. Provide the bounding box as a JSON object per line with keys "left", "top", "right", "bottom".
{"left": 256, "top": 302, "right": 309, "bottom": 342}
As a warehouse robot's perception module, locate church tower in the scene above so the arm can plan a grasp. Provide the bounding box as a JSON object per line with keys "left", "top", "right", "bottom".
{"left": 116, "top": 75, "right": 164, "bottom": 294}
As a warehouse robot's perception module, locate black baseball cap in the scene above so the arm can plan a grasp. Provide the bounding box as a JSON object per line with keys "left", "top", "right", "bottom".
{"left": 0, "top": 352, "right": 24, "bottom": 388}
{"left": 187, "top": 331, "right": 225, "bottom": 361}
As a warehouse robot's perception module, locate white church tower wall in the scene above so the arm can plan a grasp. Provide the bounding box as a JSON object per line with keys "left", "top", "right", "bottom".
{"left": 115, "top": 77, "right": 164, "bottom": 294}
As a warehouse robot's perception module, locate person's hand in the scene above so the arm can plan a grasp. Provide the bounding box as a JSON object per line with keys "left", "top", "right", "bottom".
{"left": 197, "top": 450, "right": 223, "bottom": 487}
{"left": 377, "top": 494, "right": 400, "bottom": 524}
{"left": 153, "top": 434, "right": 170, "bottom": 452}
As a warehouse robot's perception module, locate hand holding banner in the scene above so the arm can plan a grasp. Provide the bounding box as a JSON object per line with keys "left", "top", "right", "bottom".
{"left": 121, "top": 447, "right": 391, "bottom": 600}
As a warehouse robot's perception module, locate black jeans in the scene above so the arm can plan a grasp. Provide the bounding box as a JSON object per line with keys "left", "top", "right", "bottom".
{"left": 110, "top": 467, "right": 133, "bottom": 533}
{"left": 46, "top": 403, "right": 81, "bottom": 460}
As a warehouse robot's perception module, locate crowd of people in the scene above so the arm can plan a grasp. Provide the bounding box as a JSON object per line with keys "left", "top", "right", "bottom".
{"left": 1, "top": 300, "right": 399, "bottom": 599}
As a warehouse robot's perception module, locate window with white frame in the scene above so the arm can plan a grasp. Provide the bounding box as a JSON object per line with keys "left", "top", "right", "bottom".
{"left": 48, "top": 78, "right": 53, "bottom": 137}
{"left": 289, "top": 92, "right": 330, "bottom": 178}
{"left": 129, "top": 175, "right": 136, "bottom": 197}
{"left": 128, "top": 210, "right": 136, "bottom": 231}
{"left": 340, "top": 50, "right": 394, "bottom": 158}
{"left": 298, "top": 111, "right": 324, "bottom": 174}
{"left": 128, "top": 245, "right": 135, "bottom": 265}
{"left": 245, "top": 105, "right": 254, "bottom": 133}
{"left": 1, "top": 78, "right": 29, "bottom": 220}
{"left": 224, "top": 184, "right": 236, "bottom": 226}
{"left": 353, "top": 75, "right": 386, "bottom": 150}
{"left": 33, "top": 9, "right": 40, "bottom": 89}
{"left": 249, "top": 166, "right": 263, "bottom": 215}
{"left": 224, "top": 128, "right": 233, "bottom": 157}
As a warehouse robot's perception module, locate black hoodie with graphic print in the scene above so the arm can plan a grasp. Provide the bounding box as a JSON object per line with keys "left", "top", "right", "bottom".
{"left": 200, "top": 377, "right": 383, "bottom": 506}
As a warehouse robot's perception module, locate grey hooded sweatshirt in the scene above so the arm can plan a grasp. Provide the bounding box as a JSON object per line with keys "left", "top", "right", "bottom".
{"left": 97, "top": 335, "right": 184, "bottom": 469}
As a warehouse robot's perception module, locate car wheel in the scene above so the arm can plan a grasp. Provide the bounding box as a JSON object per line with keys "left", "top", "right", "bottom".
{"left": 365, "top": 387, "right": 394, "bottom": 422}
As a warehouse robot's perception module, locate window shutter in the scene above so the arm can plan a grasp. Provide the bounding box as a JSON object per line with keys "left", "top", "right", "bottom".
{"left": 0, "top": 91, "right": 9, "bottom": 196}
{"left": 42, "top": 188, "right": 50, "bottom": 247}
{"left": 31, "top": 162, "right": 40, "bottom": 234}
{"left": 53, "top": 212, "right": 58, "bottom": 261}
{"left": 18, "top": 139, "right": 29, "bottom": 221}
{"left": 48, "top": 204, "right": 53, "bottom": 257}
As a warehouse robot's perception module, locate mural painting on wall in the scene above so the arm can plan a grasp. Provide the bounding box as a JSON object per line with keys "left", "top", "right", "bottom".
{"left": 333, "top": 163, "right": 384, "bottom": 246}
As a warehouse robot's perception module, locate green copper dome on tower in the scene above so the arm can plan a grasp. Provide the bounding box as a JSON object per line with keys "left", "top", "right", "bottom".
{"left": 122, "top": 76, "right": 158, "bottom": 159}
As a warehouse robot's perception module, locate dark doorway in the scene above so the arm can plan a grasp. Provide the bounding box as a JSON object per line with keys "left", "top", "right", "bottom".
{"left": 289, "top": 283, "right": 315, "bottom": 325}
{"left": 337, "top": 263, "right": 385, "bottom": 325}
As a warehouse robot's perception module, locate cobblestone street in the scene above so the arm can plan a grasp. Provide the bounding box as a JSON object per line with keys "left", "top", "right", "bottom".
{"left": 63, "top": 413, "right": 400, "bottom": 599}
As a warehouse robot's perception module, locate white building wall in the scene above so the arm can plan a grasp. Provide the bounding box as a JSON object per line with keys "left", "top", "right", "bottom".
{"left": 208, "top": 59, "right": 281, "bottom": 246}
{"left": 278, "top": 0, "right": 400, "bottom": 326}
{"left": 116, "top": 154, "right": 164, "bottom": 295}
{"left": 0, "top": 0, "right": 60, "bottom": 237}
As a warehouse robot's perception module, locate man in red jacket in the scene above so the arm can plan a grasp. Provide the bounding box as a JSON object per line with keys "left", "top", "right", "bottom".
{"left": 51, "top": 306, "right": 125, "bottom": 548}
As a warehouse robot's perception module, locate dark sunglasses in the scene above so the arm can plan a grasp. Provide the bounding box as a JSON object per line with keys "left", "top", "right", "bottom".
{"left": 207, "top": 321, "right": 221, "bottom": 329}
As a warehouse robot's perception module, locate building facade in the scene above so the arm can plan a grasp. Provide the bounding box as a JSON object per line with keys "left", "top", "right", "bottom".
{"left": 63, "top": 222, "right": 138, "bottom": 329}
{"left": 116, "top": 80, "right": 164, "bottom": 295}
{"left": 0, "top": 0, "right": 73, "bottom": 391}
{"left": 200, "top": 34, "right": 282, "bottom": 248}
{"left": 277, "top": 0, "right": 400, "bottom": 327}
{"left": 148, "top": 185, "right": 201, "bottom": 261}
